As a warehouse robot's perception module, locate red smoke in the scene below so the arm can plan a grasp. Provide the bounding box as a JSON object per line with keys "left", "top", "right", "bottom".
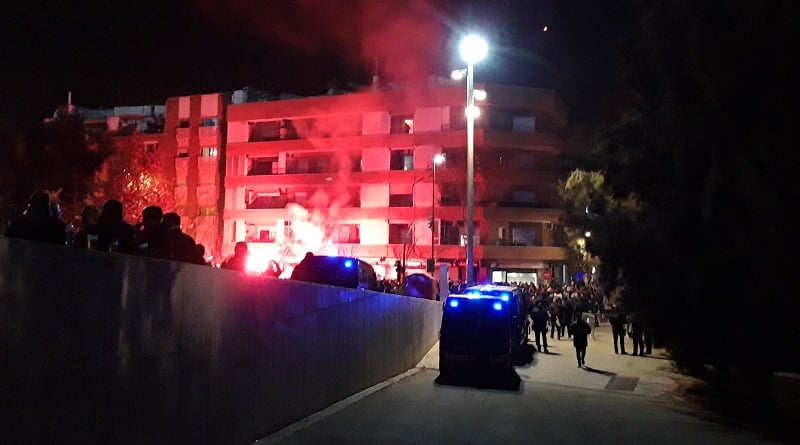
{"left": 192, "top": 0, "right": 452, "bottom": 83}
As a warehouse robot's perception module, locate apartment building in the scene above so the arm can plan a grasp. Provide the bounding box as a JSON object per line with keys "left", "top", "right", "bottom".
{"left": 218, "top": 79, "right": 570, "bottom": 283}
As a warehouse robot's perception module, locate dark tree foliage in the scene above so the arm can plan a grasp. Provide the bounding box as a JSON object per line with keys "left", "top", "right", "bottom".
{"left": 562, "top": 0, "right": 800, "bottom": 379}
{"left": 92, "top": 140, "right": 175, "bottom": 224}
{"left": 0, "top": 116, "right": 115, "bottom": 224}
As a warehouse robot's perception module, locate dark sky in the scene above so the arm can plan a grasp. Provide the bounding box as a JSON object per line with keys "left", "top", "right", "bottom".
{"left": 1, "top": 0, "right": 629, "bottom": 124}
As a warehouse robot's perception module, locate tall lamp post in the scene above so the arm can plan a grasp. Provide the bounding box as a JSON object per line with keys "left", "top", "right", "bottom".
{"left": 429, "top": 154, "right": 445, "bottom": 273}
{"left": 458, "top": 35, "right": 487, "bottom": 284}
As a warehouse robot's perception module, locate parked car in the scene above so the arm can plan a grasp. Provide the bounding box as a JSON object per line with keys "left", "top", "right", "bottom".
{"left": 290, "top": 254, "right": 378, "bottom": 291}
{"left": 404, "top": 273, "right": 437, "bottom": 300}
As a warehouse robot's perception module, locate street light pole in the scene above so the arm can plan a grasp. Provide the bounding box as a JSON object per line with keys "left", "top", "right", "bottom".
{"left": 430, "top": 154, "right": 445, "bottom": 273}
{"left": 466, "top": 60, "right": 476, "bottom": 284}
{"left": 459, "top": 35, "right": 487, "bottom": 284}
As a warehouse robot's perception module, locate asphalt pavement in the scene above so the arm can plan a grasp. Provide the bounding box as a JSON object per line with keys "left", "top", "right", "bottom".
{"left": 417, "top": 322, "right": 694, "bottom": 400}
{"left": 252, "top": 324, "right": 754, "bottom": 445}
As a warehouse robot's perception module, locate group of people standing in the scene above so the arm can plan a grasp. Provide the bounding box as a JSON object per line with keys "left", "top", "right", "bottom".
{"left": 608, "top": 309, "right": 653, "bottom": 356}
{"left": 525, "top": 284, "right": 654, "bottom": 368}
{"left": 5, "top": 190, "right": 206, "bottom": 266}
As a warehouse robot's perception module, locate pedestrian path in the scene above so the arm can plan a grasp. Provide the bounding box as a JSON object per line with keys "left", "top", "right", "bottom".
{"left": 417, "top": 323, "right": 698, "bottom": 400}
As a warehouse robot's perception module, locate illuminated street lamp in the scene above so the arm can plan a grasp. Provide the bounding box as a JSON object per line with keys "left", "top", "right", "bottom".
{"left": 458, "top": 34, "right": 487, "bottom": 283}
{"left": 429, "top": 153, "right": 446, "bottom": 273}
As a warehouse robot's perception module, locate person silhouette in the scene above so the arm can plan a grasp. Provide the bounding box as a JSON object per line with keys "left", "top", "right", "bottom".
{"left": 4, "top": 190, "right": 66, "bottom": 245}
{"left": 221, "top": 241, "right": 249, "bottom": 271}
{"left": 570, "top": 312, "right": 592, "bottom": 368}
{"left": 82, "top": 199, "right": 135, "bottom": 253}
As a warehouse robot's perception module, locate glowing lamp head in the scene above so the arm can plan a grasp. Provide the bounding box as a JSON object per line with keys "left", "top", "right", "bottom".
{"left": 451, "top": 69, "right": 466, "bottom": 80}
{"left": 465, "top": 105, "right": 481, "bottom": 119}
{"left": 433, "top": 154, "right": 445, "bottom": 165}
{"left": 460, "top": 35, "right": 488, "bottom": 64}
{"left": 473, "top": 89, "right": 487, "bottom": 101}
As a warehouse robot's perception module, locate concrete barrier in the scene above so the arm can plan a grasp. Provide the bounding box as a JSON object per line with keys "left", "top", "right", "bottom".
{"left": 0, "top": 237, "right": 442, "bottom": 444}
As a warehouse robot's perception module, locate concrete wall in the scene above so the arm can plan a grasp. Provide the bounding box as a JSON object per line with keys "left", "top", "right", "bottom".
{"left": 0, "top": 238, "right": 442, "bottom": 444}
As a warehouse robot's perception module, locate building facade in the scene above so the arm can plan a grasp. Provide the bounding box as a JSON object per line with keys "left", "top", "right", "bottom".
{"left": 213, "top": 79, "right": 570, "bottom": 283}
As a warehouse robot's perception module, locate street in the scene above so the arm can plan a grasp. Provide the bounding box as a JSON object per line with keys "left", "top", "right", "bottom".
{"left": 254, "top": 325, "right": 784, "bottom": 444}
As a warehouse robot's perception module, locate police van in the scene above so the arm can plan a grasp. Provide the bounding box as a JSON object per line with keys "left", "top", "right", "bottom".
{"left": 439, "top": 293, "right": 514, "bottom": 374}
{"left": 464, "top": 284, "right": 530, "bottom": 351}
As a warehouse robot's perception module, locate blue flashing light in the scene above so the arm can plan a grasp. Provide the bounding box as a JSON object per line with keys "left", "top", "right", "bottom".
{"left": 492, "top": 302, "right": 503, "bottom": 311}
{"left": 343, "top": 259, "right": 354, "bottom": 268}
{"left": 449, "top": 299, "right": 460, "bottom": 308}
{"left": 500, "top": 293, "right": 511, "bottom": 301}
{"left": 466, "top": 290, "right": 481, "bottom": 296}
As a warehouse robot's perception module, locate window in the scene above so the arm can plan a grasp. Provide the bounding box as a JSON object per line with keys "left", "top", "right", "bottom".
{"left": 390, "top": 149, "right": 413, "bottom": 171}
{"left": 199, "top": 207, "right": 216, "bottom": 216}
{"left": 143, "top": 142, "right": 158, "bottom": 153}
{"left": 177, "top": 146, "right": 189, "bottom": 158}
{"left": 389, "top": 193, "right": 413, "bottom": 207}
{"left": 201, "top": 146, "right": 218, "bottom": 157}
{"left": 286, "top": 155, "right": 330, "bottom": 174}
{"left": 327, "top": 224, "right": 360, "bottom": 244}
{"left": 390, "top": 115, "right": 413, "bottom": 134}
{"left": 202, "top": 117, "right": 218, "bottom": 127}
{"left": 178, "top": 120, "right": 190, "bottom": 128}
{"left": 248, "top": 157, "right": 278, "bottom": 175}
{"left": 389, "top": 223, "right": 410, "bottom": 244}
{"left": 440, "top": 221, "right": 462, "bottom": 245}
{"left": 249, "top": 121, "right": 281, "bottom": 141}
{"left": 449, "top": 107, "right": 466, "bottom": 130}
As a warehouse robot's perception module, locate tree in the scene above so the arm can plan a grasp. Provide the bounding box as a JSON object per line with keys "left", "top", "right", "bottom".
{"left": 561, "top": 0, "right": 800, "bottom": 383}
{"left": 0, "top": 116, "right": 115, "bottom": 225}
{"left": 93, "top": 140, "right": 174, "bottom": 224}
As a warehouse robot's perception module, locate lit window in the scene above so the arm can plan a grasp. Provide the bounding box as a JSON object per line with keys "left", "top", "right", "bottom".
{"left": 391, "top": 115, "right": 414, "bottom": 134}
{"left": 201, "top": 146, "right": 218, "bottom": 157}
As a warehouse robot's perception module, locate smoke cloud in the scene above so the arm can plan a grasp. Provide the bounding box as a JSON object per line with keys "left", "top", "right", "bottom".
{"left": 192, "top": 0, "right": 452, "bottom": 84}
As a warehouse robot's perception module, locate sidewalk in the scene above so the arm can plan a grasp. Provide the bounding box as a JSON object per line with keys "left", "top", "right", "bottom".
{"left": 417, "top": 323, "right": 697, "bottom": 400}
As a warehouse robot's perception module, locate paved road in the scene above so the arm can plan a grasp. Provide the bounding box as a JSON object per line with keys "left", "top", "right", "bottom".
{"left": 254, "top": 325, "right": 786, "bottom": 445}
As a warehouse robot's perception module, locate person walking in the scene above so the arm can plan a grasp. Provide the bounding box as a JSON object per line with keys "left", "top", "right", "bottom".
{"left": 570, "top": 312, "right": 592, "bottom": 368}
{"left": 549, "top": 301, "right": 561, "bottom": 339}
{"left": 609, "top": 308, "right": 628, "bottom": 354}
{"left": 562, "top": 298, "right": 575, "bottom": 339}
{"left": 530, "top": 303, "right": 550, "bottom": 354}
{"left": 643, "top": 324, "right": 653, "bottom": 355}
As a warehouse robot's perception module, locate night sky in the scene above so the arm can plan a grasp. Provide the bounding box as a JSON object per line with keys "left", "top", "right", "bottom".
{"left": 1, "top": 0, "right": 628, "bottom": 124}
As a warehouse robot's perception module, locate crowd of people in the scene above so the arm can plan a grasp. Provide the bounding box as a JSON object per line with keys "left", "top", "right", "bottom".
{"left": 4, "top": 190, "right": 209, "bottom": 266}
{"left": 521, "top": 281, "right": 655, "bottom": 367}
